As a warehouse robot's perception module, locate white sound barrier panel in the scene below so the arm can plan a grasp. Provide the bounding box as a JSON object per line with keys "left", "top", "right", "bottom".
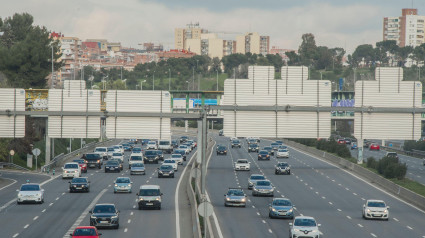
{"left": 223, "top": 66, "right": 331, "bottom": 138}
{"left": 48, "top": 89, "right": 101, "bottom": 138}
{"left": 105, "top": 90, "right": 171, "bottom": 140}
{"left": 354, "top": 67, "right": 421, "bottom": 140}
{"left": 0, "top": 89, "right": 25, "bottom": 137}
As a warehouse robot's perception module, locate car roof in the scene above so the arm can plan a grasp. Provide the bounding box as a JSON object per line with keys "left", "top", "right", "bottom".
{"left": 366, "top": 199, "right": 385, "bottom": 203}
{"left": 65, "top": 162, "right": 79, "bottom": 165}
{"left": 237, "top": 159, "right": 248, "bottom": 161}
{"left": 273, "top": 198, "right": 291, "bottom": 202}
{"left": 140, "top": 185, "right": 160, "bottom": 189}
{"left": 294, "top": 216, "right": 315, "bottom": 220}
{"left": 250, "top": 174, "right": 264, "bottom": 177}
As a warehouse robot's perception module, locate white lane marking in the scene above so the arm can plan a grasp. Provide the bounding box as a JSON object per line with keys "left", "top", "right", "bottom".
{"left": 55, "top": 197, "right": 59, "bottom": 201}
{"left": 361, "top": 198, "right": 366, "bottom": 201}
{"left": 130, "top": 212, "right": 134, "bottom": 216}
{"left": 337, "top": 209, "right": 342, "bottom": 212}
{"left": 42, "top": 209, "right": 46, "bottom": 213}
{"left": 347, "top": 216, "right": 352, "bottom": 219}
{"left": 63, "top": 188, "right": 107, "bottom": 238}
{"left": 62, "top": 192, "right": 65, "bottom": 196}
{"left": 322, "top": 196, "right": 326, "bottom": 199}
{"left": 49, "top": 203, "right": 53, "bottom": 206}
{"left": 358, "top": 224, "right": 363, "bottom": 228}
{"left": 175, "top": 149, "right": 200, "bottom": 238}
{"left": 353, "top": 193, "right": 357, "bottom": 196}
{"left": 262, "top": 220, "right": 266, "bottom": 223}
{"left": 0, "top": 178, "right": 17, "bottom": 191}
{"left": 252, "top": 205, "right": 256, "bottom": 209}
{"left": 133, "top": 205, "right": 136, "bottom": 209}
{"left": 371, "top": 233, "right": 377, "bottom": 237}
{"left": 90, "top": 174, "right": 94, "bottom": 176}
{"left": 13, "top": 233, "right": 18, "bottom": 238}
{"left": 128, "top": 219, "right": 131, "bottom": 223}
{"left": 329, "top": 202, "right": 333, "bottom": 205}
{"left": 393, "top": 218, "right": 399, "bottom": 222}
{"left": 407, "top": 226, "right": 413, "bottom": 230}
{"left": 124, "top": 228, "right": 128, "bottom": 232}
{"left": 33, "top": 216, "right": 38, "bottom": 220}
{"left": 108, "top": 184, "right": 111, "bottom": 187}
{"left": 268, "top": 229, "right": 273, "bottom": 233}
{"left": 256, "top": 212, "right": 260, "bottom": 216}
{"left": 345, "top": 188, "right": 350, "bottom": 191}
{"left": 24, "top": 224, "right": 29, "bottom": 229}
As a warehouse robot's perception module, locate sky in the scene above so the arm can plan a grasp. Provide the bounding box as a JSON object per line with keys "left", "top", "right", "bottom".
{"left": 0, "top": 0, "right": 424, "bottom": 54}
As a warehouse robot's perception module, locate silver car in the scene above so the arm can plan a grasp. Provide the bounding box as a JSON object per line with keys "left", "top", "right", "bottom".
{"left": 224, "top": 188, "right": 247, "bottom": 207}
{"left": 252, "top": 180, "right": 274, "bottom": 197}
{"left": 248, "top": 174, "right": 265, "bottom": 190}
{"left": 289, "top": 216, "right": 321, "bottom": 238}
{"left": 130, "top": 163, "right": 146, "bottom": 175}
{"left": 17, "top": 183, "right": 44, "bottom": 204}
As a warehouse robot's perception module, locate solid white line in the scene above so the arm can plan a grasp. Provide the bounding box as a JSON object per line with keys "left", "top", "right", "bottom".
{"left": 393, "top": 218, "right": 399, "bottom": 222}
{"left": 358, "top": 224, "right": 363, "bottom": 228}
{"left": 346, "top": 216, "right": 352, "bottom": 219}
{"left": 262, "top": 220, "right": 266, "bottom": 223}
{"left": 268, "top": 229, "right": 273, "bottom": 233}
{"left": 0, "top": 178, "right": 17, "bottom": 191}
{"left": 371, "top": 233, "right": 377, "bottom": 237}
{"left": 49, "top": 203, "right": 53, "bottom": 206}
{"left": 128, "top": 219, "right": 131, "bottom": 223}
{"left": 130, "top": 212, "right": 134, "bottom": 216}
{"left": 42, "top": 209, "right": 46, "bottom": 213}
{"left": 13, "top": 233, "right": 18, "bottom": 237}
{"left": 63, "top": 188, "right": 107, "bottom": 238}
{"left": 256, "top": 212, "right": 260, "bottom": 216}
{"left": 337, "top": 209, "right": 342, "bottom": 212}
{"left": 407, "top": 226, "right": 413, "bottom": 230}
{"left": 33, "top": 216, "right": 38, "bottom": 220}
{"left": 175, "top": 147, "right": 199, "bottom": 238}
{"left": 24, "top": 224, "right": 29, "bottom": 229}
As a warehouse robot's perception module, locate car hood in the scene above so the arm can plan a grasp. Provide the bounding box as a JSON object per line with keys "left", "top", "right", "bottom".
{"left": 254, "top": 185, "right": 273, "bottom": 190}
{"left": 64, "top": 168, "right": 79, "bottom": 172}
{"left": 115, "top": 183, "right": 131, "bottom": 186}
{"left": 294, "top": 226, "right": 319, "bottom": 233}
{"left": 160, "top": 169, "right": 173, "bottom": 172}
{"left": 367, "top": 207, "right": 387, "bottom": 212}
{"left": 277, "top": 166, "right": 289, "bottom": 169}
{"left": 71, "top": 182, "right": 88, "bottom": 185}
{"left": 131, "top": 167, "right": 145, "bottom": 170}
{"left": 236, "top": 163, "right": 249, "bottom": 166}
{"left": 19, "top": 191, "right": 42, "bottom": 196}
{"left": 272, "top": 205, "right": 292, "bottom": 211}
{"left": 145, "top": 154, "right": 157, "bottom": 158}
{"left": 139, "top": 195, "right": 160, "bottom": 200}
{"left": 227, "top": 195, "right": 245, "bottom": 200}
{"left": 92, "top": 213, "right": 116, "bottom": 217}
{"left": 105, "top": 164, "right": 119, "bottom": 167}
{"left": 163, "top": 163, "right": 176, "bottom": 166}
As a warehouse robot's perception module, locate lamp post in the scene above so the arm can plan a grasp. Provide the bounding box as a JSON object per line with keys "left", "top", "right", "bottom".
{"left": 141, "top": 80, "right": 146, "bottom": 90}
{"left": 136, "top": 84, "right": 139, "bottom": 90}
{"left": 123, "top": 78, "right": 127, "bottom": 89}
{"left": 152, "top": 71, "right": 155, "bottom": 90}
{"left": 168, "top": 68, "right": 171, "bottom": 91}
{"left": 196, "top": 60, "right": 199, "bottom": 91}
{"left": 186, "top": 81, "right": 189, "bottom": 91}
{"left": 216, "top": 70, "right": 219, "bottom": 91}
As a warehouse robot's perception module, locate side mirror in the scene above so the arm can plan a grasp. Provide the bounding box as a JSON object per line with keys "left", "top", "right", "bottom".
{"left": 387, "top": 206, "right": 390, "bottom": 209}
{"left": 89, "top": 211, "right": 92, "bottom": 214}
{"left": 161, "top": 193, "right": 163, "bottom": 196}
{"left": 289, "top": 223, "right": 293, "bottom": 226}
{"left": 318, "top": 224, "right": 321, "bottom": 227}
{"left": 224, "top": 194, "right": 226, "bottom": 196}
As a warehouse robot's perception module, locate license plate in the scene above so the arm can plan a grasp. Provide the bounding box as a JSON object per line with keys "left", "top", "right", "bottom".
{"left": 146, "top": 203, "right": 153, "bottom": 205}
{"left": 279, "top": 212, "right": 286, "bottom": 215}
{"left": 149, "top": 160, "right": 153, "bottom": 162}
{"left": 100, "top": 221, "right": 109, "bottom": 224}
{"left": 110, "top": 168, "right": 114, "bottom": 170}
{"left": 76, "top": 187, "right": 82, "bottom": 189}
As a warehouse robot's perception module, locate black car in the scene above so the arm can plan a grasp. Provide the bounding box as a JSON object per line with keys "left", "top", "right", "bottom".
{"left": 171, "top": 140, "right": 178, "bottom": 148}
{"left": 156, "top": 150, "right": 164, "bottom": 160}
{"left": 344, "top": 138, "right": 352, "bottom": 145}
{"left": 105, "top": 160, "right": 120, "bottom": 173}
{"left": 174, "top": 149, "right": 187, "bottom": 161}
{"left": 89, "top": 203, "right": 120, "bottom": 229}
{"left": 231, "top": 139, "right": 241, "bottom": 148}
{"left": 248, "top": 143, "right": 259, "bottom": 153}
{"left": 263, "top": 146, "right": 274, "bottom": 156}
{"left": 144, "top": 150, "right": 159, "bottom": 164}
{"left": 69, "top": 177, "right": 90, "bottom": 193}
{"left": 219, "top": 130, "right": 224, "bottom": 136}
{"left": 180, "top": 136, "right": 188, "bottom": 143}
{"left": 82, "top": 153, "right": 102, "bottom": 169}
{"left": 158, "top": 165, "right": 175, "bottom": 178}
{"left": 258, "top": 150, "right": 271, "bottom": 160}
{"left": 275, "top": 162, "right": 291, "bottom": 175}
{"left": 216, "top": 145, "right": 228, "bottom": 155}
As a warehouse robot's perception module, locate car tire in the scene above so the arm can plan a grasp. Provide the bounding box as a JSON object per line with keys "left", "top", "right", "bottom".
{"left": 158, "top": 206, "right": 161, "bottom": 210}
{"left": 288, "top": 171, "right": 291, "bottom": 175}
{"left": 114, "top": 191, "right": 116, "bottom": 194}
{"left": 115, "top": 224, "right": 119, "bottom": 229}
{"left": 172, "top": 174, "right": 175, "bottom": 178}
{"left": 138, "top": 206, "right": 142, "bottom": 210}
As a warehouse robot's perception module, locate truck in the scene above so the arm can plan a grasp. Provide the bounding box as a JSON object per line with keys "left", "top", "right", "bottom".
{"left": 158, "top": 140, "right": 173, "bottom": 154}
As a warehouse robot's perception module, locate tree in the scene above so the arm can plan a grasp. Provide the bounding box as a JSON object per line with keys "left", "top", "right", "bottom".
{"left": 397, "top": 46, "right": 413, "bottom": 67}
{"left": 266, "top": 54, "right": 284, "bottom": 70}
{"left": 375, "top": 40, "right": 398, "bottom": 66}
{"left": 285, "top": 51, "right": 301, "bottom": 66}
{"left": 351, "top": 44, "right": 375, "bottom": 67}
{"left": 315, "top": 46, "right": 333, "bottom": 70}
{"left": 298, "top": 33, "right": 318, "bottom": 66}
{"left": 0, "top": 13, "right": 63, "bottom": 88}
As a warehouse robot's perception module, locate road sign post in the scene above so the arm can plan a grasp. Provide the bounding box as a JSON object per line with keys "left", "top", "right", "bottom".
{"left": 9, "top": 150, "right": 15, "bottom": 164}
{"left": 32, "top": 148, "right": 41, "bottom": 171}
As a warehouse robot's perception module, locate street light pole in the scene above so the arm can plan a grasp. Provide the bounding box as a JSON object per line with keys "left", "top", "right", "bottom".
{"left": 216, "top": 70, "right": 219, "bottom": 91}
{"left": 141, "top": 80, "right": 146, "bottom": 90}
{"left": 153, "top": 71, "right": 155, "bottom": 91}
{"left": 51, "top": 45, "right": 54, "bottom": 88}
{"left": 168, "top": 68, "right": 171, "bottom": 91}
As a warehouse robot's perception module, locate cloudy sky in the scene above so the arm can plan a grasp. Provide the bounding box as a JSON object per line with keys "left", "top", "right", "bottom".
{"left": 0, "top": 0, "right": 423, "bottom": 54}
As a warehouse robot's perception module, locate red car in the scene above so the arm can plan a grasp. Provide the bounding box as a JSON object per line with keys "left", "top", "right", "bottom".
{"left": 73, "top": 159, "right": 88, "bottom": 173}
{"left": 369, "top": 144, "right": 380, "bottom": 151}
{"left": 337, "top": 139, "right": 346, "bottom": 144}
{"left": 70, "top": 226, "right": 101, "bottom": 237}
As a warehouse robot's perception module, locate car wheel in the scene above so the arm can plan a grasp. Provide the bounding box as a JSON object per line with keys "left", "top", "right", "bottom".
{"left": 115, "top": 224, "right": 119, "bottom": 229}
{"left": 224, "top": 203, "right": 228, "bottom": 207}
{"left": 138, "top": 206, "right": 142, "bottom": 210}
{"left": 288, "top": 171, "right": 291, "bottom": 175}
{"left": 172, "top": 174, "right": 175, "bottom": 178}
{"left": 114, "top": 191, "right": 116, "bottom": 194}
{"left": 90, "top": 221, "right": 94, "bottom": 226}
{"left": 158, "top": 206, "right": 161, "bottom": 210}
{"left": 105, "top": 170, "right": 107, "bottom": 173}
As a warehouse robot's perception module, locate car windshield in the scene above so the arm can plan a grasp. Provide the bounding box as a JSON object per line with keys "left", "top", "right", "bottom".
{"left": 175, "top": 150, "right": 184, "bottom": 154}
{"left": 148, "top": 142, "right": 156, "bottom": 145}
{"left": 133, "top": 148, "right": 142, "bottom": 152}
{"left": 294, "top": 218, "right": 317, "bottom": 227}
{"left": 73, "top": 160, "right": 85, "bottom": 164}
{"left": 256, "top": 181, "right": 271, "bottom": 186}
{"left": 271, "top": 143, "right": 278, "bottom": 146}
{"left": 140, "top": 189, "right": 160, "bottom": 196}
{"left": 273, "top": 199, "right": 292, "bottom": 206}
{"left": 64, "top": 164, "right": 78, "bottom": 169}
{"left": 278, "top": 163, "right": 288, "bottom": 167}
{"left": 279, "top": 146, "right": 288, "bottom": 149}
{"left": 72, "top": 178, "right": 87, "bottom": 183}
{"left": 84, "top": 154, "right": 100, "bottom": 159}
{"left": 249, "top": 144, "right": 257, "bottom": 147}
{"left": 367, "top": 202, "right": 386, "bottom": 207}
{"left": 116, "top": 178, "right": 130, "bottom": 183}
{"left": 157, "top": 151, "right": 163, "bottom": 155}
{"left": 159, "top": 141, "right": 170, "bottom": 145}
{"left": 161, "top": 165, "right": 173, "bottom": 170}
{"left": 132, "top": 163, "right": 144, "bottom": 167}
{"left": 106, "top": 161, "right": 119, "bottom": 165}
{"left": 131, "top": 156, "right": 143, "bottom": 161}
{"left": 218, "top": 146, "right": 226, "bottom": 150}
{"left": 278, "top": 149, "right": 288, "bottom": 152}
{"left": 179, "top": 145, "right": 187, "bottom": 148}
{"left": 113, "top": 146, "right": 119, "bottom": 149}
{"left": 172, "top": 154, "right": 182, "bottom": 158}
{"left": 145, "top": 151, "right": 157, "bottom": 155}
{"left": 113, "top": 153, "right": 122, "bottom": 156}
{"left": 93, "top": 205, "right": 116, "bottom": 214}
{"left": 228, "top": 190, "right": 244, "bottom": 196}
{"left": 73, "top": 228, "right": 96, "bottom": 236}
{"left": 237, "top": 160, "right": 248, "bottom": 164}
{"left": 164, "top": 160, "right": 175, "bottom": 163}
{"left": 107, "top": 148, "right": 115, "bottom": 152}
{"left": 251, "top": 175, "right": 265, "bottom": 180}
{"left": 20, "top": 184, "right": 40, "bottom": 191}
{"left": 264, "top": 147, "right": 272, "bottom": 150}
{"left": 95, "top": 148, "right": 106, "bottom": 152}
{"left": 259, "top": 151, "right": 268, "bottom": 155}
{"left": 232, "top": 140, "right": 240, "bottom": 143}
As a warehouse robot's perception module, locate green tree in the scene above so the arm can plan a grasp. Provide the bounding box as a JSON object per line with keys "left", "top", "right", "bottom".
{"left": 0, "top": 13, "right": 62, "bottom": 88}
{"left": 285, "top": 51, "right": 301, "bottom": 66}
{"left": 397, "top": 46, "right": 413, "bottom": 67}
{"left": 298, "top": 33, "right": 318, "bottom": 67}
{"left": 315, "top": 46, "right": 333, "bottom": 70}
{"left": 351, "top": 44, "right": 375, "bottom": 67}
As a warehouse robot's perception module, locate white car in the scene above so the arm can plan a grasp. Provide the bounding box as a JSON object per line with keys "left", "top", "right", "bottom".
{"left": 230, "top": 137, "right": 237, "bottom": 141}
{"left": 113, "top": 145, "right": 123, "bottom": 153}
{"left": 107, "top": 147, "right": 115, "bottom": 159}
{"left": 276, "top": 149, "right": 289, "bottom": 158}
{"left": 162, "top": 159, "right": 178, "bottom": 171}
{"left": 171, "top": 154, "right": 184, "bottom": 165}
{"left": 111, "top": 152, "right": 124, "bottom": 163}
{"left": 94, "top": 147, "right": 108, "bottom": 159}
{"left": 17, "top": 183, "right": 44, "bottom": 204}
{"left": 289, "top": 216, "right": 321, "bottom": 238}
{"left": 234, "top": 159, "right": 251, "bottom": 171}
{"left": 129, "top": 154, "right": 144, "bottom": 168}
{"left": 62, "top": 162, "right": 81, "bottom": 179}
{"left": 362, "top": 199, "right": 389, "bottom": 220}
{"left": 147, "top": 141, "right": 158, "bottom": 150}
{"left": 178, "top": 145, "right": 190, "bottom": 154}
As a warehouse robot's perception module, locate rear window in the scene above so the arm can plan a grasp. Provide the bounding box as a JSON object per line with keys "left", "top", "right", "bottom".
{"left": 84, "top": 154, "right": 100, "bottom": 159}
{"left": 107, "top": 148, "right": 115, "bottom": 151}
{"left": 20, "top": 184, "right": 40, "bottom": 191}
{"left": 145, "top": 151, "right": 157, "bottom": 155}
{"left": 64, "top": 164, "right": 78, "bottom": 169}
{"left": 130, "top": 156, "right": 143, "bottom": 161}
{"left": 93, "top": 205, "right": 116, "bottom": 214}
{"left": 95, "top": 148, "right": 106, "bottom": 152}
{"left": 159, "top": 141, "right": 170, "bottom": 145}
{"left": 172, "top": 154, "right": 182, "bottom": 158}
{"left": 113, "top": 153, "right": 122, "bottom": 156}
{"left": 140, "top": 189, "right": 160, "bottom": 196}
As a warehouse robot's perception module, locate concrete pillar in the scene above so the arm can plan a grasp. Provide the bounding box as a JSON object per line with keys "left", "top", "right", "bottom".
{"left": 382, "top": 140, "right": 385, "bottom": 147}
{"left": 185, "top": 120, "right": 188, "bottom": 133}
{"left": 45, "top": 119, "right": 51, "bottom": 165}
{"left": 357, "top": 138, "right": 364, "bottom": 164}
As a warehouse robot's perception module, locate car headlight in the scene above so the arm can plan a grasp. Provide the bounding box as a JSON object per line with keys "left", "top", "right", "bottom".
{"left": 159, "top": 171, "right": 163, "bottom": 174}
{"left": 226, "top": 197, "right": 230, "bottom": 201}
{"left": 253, "top": 187, "right": 258, "bottom": 191}
{"left": 156, "top": 197, "right": 160, "bottom": 201}
{"left": 139, "top": 197, "right": 144, "bottom": 201}
{"left": 111, "top": 215, "right": 118, "bottom": 219}
{"left": 90, "top": 215, "right": 96, "bottom": 219}
{"left": 97, "top": 160, "right": 100, "bottom": 163}
{"left": 18, "top": 193, "right": 23, "bottom": 197}
{"left": 73, "top": 185, "right": 77, "bottom": 187}
{"left": 367, "top": 209, "right": 371, "bottom": 213}
{"left": 288, "top": 208, "right": 293, "bottom": 213}
{"left": 114, "top": 184, "right": 118, "bottom": 187}
{"left": 271, "top": 207, "right": 276, "bottom": 212}
{"left": 384, "top": 210, "right": 388, "bottom": 213}
{"left": 170, "top": 170, "right": 174, "bottom": 173}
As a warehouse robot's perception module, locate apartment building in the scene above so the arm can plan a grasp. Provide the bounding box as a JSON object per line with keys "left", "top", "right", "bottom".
{"left": 236, "top": 32, "right": 270, "bottom": 55}
{"left": 383, "top": 8, "right": 425, "bottom": 47}
{"left": 174, "top": 22, "right": 206, "bottom": 50}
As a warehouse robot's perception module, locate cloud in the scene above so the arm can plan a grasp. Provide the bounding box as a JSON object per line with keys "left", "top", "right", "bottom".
{"left": 0, "top": 0, "right": 387, "bottom": 54}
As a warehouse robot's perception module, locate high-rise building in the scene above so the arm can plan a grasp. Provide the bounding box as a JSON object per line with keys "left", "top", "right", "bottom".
{"left": 383, "top": 8, "right": 425, "bottom": 47}
{"left": 174, "top": 22, "right": 207, "bottom": 50}
{"left": 236, "top": 32, "right": 270, "bottom": 55}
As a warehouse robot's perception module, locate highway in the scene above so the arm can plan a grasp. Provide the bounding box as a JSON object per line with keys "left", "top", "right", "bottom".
{"left": 350, "top": 145, "right": 425, "bottom": 185}
{"left": 207, "top": 134, "right": 425, "bottom": 238}
{"left": 0, "top": 138, "right": 197, "bottom": 238}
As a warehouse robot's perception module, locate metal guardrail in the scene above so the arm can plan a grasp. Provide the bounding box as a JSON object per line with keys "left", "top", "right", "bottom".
{"left": 0, "top": 162, "right": 30, "bottom": 171}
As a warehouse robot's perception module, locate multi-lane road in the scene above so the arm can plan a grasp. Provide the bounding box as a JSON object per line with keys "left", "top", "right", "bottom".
{"left": 0, "top": 138, "right": 197, "bottom": 238}
{"left": 2, "top": 134, "right": 425, "bottom": 238}
{"left": 207, "top": 135, "right": 425, "bottom": 238}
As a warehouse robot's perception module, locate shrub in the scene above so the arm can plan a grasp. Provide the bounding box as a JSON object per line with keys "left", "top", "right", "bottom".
{"left": 376, "top": 156, "right": 406, "bottom": 180}
{"left": 377, "top": 156, "right": 399, "bottom": 175}
{"left": 366, "top": 157, "right": 378, "bottom": 169}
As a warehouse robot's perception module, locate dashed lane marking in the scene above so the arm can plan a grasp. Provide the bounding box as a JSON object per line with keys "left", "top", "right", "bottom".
{"left": 358, "top": 224, "right": 363, "bottom": 228}
{"left": 33, "top": 216, "right": 38, "bottom": 220}
{"left": 24, "top": 224, "right": 29, "bottom": 229}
